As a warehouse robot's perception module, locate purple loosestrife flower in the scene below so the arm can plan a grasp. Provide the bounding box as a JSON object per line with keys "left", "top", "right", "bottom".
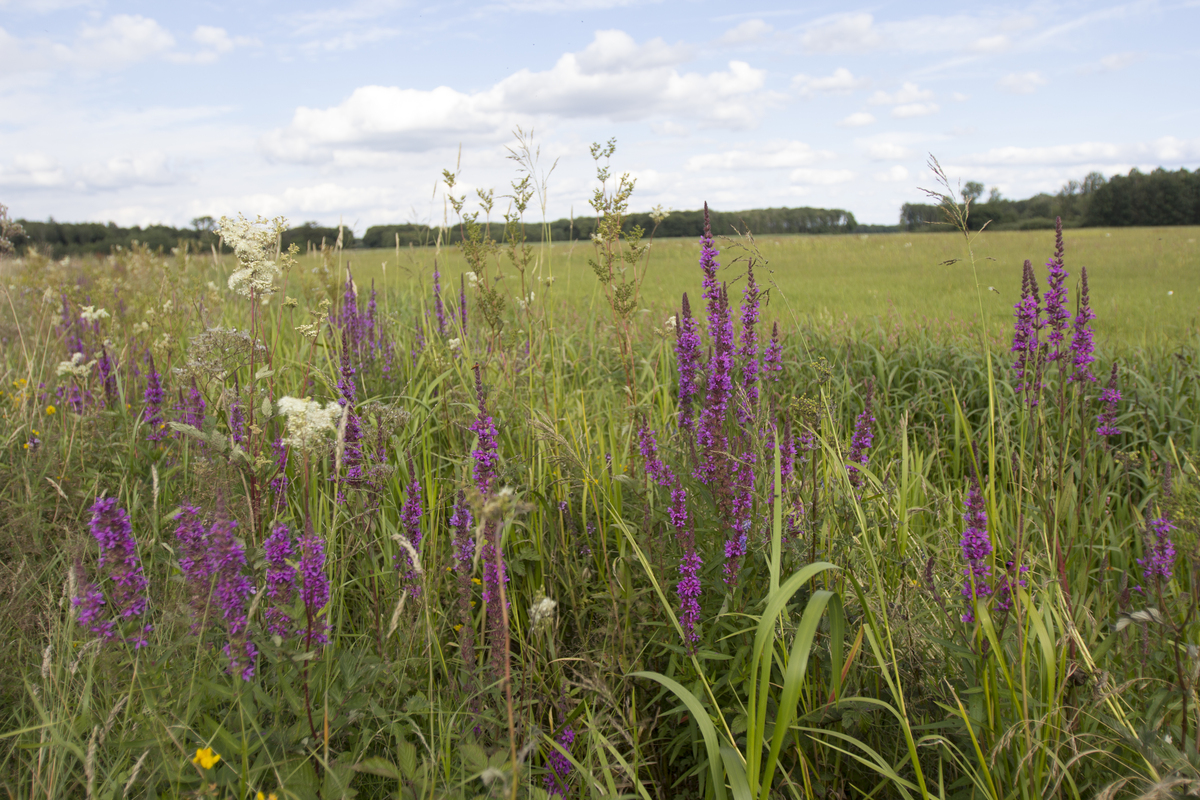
{"left": 1096, "top": 363, "right": 1121, "bottom": 436}
{"left": 450, "top": 491, "right": 477, "bottom": 674}
{"left": 143, "top": 352, "right": 165, "bottom": 441}
{"left": 1069, "top": 266, "right": 1096, "bottom": 383}
{"left": 994, "top": 559, "right": 1029, "bottom": 614}
{"left": 338, "top": 328, "right": 364, "bottom": 482}
{"left": 97, "top": 346, "right": 117, "bottom": 407}
{"left": 763, "top": 322, "right": 782, "bottom": 384}
{"left": 846, "top": 381, "right": 875, "bottom": 488}
{"left": 959, "top": 477, "right": 993, "bottom": 624}
{"left": 737, "top": 261, "right": 761, "bottom": 424}
{"left": 1011, "top": 260, "right": 1043, "bottom": 401}
{"left": 396, "top": 462, "right": 425, "bottom": 596}
{"left": 433, "top": 265, "right": 446, "bottom": 338}
{"left": 723, "top": 452, "right": 755, "bottom": 587}
{"left": 670, "top": 484, "right": 702, "bottom": 650}
{"left": 72, "top": 498, "right": 151, "bottom": 646}
{"left": 175, "top": 379, "right": 205, "bottom": 434}
{"left": 544, "top": 726, "right": 575, "bottom": 797}
{"left": 699, "top": 203, "right": 721, "bottom": 327}
{"left": 1139, "top": 516, "right": 1176, "bottom": 584}
{"left": 675, "top": 293, "right": 701, "bottom": 433}
{"left": 1044, "top": 218, "right": 1071, "bottom": 364}
{"left": 298, "top": 518, "right": 331, "bottom": 648}
{"left": 470, "top": 365, "right": 500, "bottom": 495}
{"left": 263, "top": 523, "right": 297, "bottom": 639}
{"left": 341, "top": 271, "right": 361, "bottom": 347}
{"left": 696, "top": 286, "right": 734, "bottom": 486}
{"left": 637, "top": 422, "right": 674, "bottom": 487}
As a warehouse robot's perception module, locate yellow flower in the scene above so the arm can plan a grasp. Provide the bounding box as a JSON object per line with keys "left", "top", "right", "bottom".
{"left": 453, "top": 624, "right": 463, "bottom": 632}
{"left": 32, "top": 429, "right": 39, "bottom": 436}
{"left": 45, "top": 405, "right": 56, "bottom": 415}
{"left": 192, "top": 746, "right": 221, "bottom": 769}
{"left": 256, "top": 793, "right": 277, "bottom": 800}
{"left": 23, "top": 443, "right": 30, "bottom": 450}
{"left": 471, "top": 578, "right": 482, "bottom": 586}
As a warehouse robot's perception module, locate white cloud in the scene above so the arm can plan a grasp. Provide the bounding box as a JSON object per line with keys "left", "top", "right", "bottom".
{"left": 875, "top": 165, "right": 910, "bottom": 182}
{"left": 996, "top": 71, "right": 1047, "bottom": 94}
{"left": 77, "top": 151, "right": 183, "bottom": 190}
{"left": 1092, "top": 51, "right": 1140, "bottom": 72}
{"left": 869, "top": 82, "right": 933, "bottom": 106}
{"left": 75, "top": 15, "right": 175, "bottom": 69}
{"left": 792, "top": 67, "right": 867, "bottom": 97}
{"left": 800, "top": 13, "right": 880, "bottom": 54}
{"left": 972, "top": 35, "right": 1010, "bottom": 54}
{"left": 719, "top": 19, "right": 772, "bottom": 46}
{"left": 799, "top": 12, "right": 1034, "bottom": 55}
{"left": 789, "top": 168, "right": 855, "bottom": 185}
{"left": 685, "top": 141, "right": 832, "bottom": 171}
{"left": 951, "top": 92, "right": 970, "bottom": 102}
{"left": 892, "top": 102, "right": 939, "bottom": 118}
{"left": 193, "top": 26, "right": 234, "bottom": 53}
{"left": 0, "top": 154, "right": 67, "bottom": 188}
{"left": 263, "top": 30, "right": 769, "bottom": 163}
{"left": 838, "top": 112, "right": 875, "bottom": 127}
{"left": 866, "top": 142, "right": 912, "bottom": 160}
{"left": 957, "top": 137, "right": 1200, "bottom": 166}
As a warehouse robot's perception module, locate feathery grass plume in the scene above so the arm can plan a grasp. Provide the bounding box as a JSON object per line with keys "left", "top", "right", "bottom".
{"left": 846, "top": 379, "right": 875, "bottom": 488}
{"left": 737, "top": 260, "right": 760, "bottom": 424}
{"left": 298, "top": 517, "right": 330, "bottom": 648}
{"left": 670, "top": 483, "right": 702, "bottom": 650}
{"left": 1069, "top": 266, "right": 1096, "bottom": 383}
{"left": 72, "top": 498, "right": 151, "bottom": 647}
{"left": 450, "top": 491, "right": 477, "bottom": 676}
{"left": 1139, "top": 516, "right": 1176, "bottom": 584}
{"left": 143, "top": 351, "right": 166, "bottom": 441}
{"left": 959, "top": 474, "right": 993, "bottom": 624}
{"left": 1096, "top": 363, "right": 1122, "bottom": 436}
{"left": 262, "top": 523, "right": 296, "bottom": 639}
{"left": 675, "top": 293, "right": 701, "bottom": 433}
{"left": 1044, "top": 216, "right": 1072, "bottom": 364}
{"left": 544, "top": 726, "right": 575, "bottom": 797}
{"left": 1011, "top": 259, "right": 1043, "bottom": 402}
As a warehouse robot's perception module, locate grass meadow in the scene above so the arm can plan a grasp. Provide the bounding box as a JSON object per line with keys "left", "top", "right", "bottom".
{"left": 1, "top": 200, "right": 1199, "bottom": 800}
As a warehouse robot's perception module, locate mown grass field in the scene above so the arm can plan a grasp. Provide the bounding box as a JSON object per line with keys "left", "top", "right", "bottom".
{"left": 1, "top": 218, "right": 1199, "bottom": 800}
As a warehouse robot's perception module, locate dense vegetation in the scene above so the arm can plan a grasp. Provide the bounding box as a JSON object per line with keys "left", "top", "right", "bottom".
{"left": 2, "top": 143, "right": 1199, "bottom": 800}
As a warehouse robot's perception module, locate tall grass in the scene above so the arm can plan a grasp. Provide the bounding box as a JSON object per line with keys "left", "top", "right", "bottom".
{"left": 0, "top": 186, "right": 1198, "bottom": 800}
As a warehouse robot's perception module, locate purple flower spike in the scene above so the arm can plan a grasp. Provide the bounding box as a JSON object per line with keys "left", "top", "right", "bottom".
{"left": 699, "top": 203, "right": 721, "bottom": 323}
{"left": 675, "top": 293, "right": 701, "bottom": 433}
{"left": 73, "top": 497, "right": 151, "bottom": 646}
{"left": 396, "top": 460, "right": 425, "bottom": 596}
{"left": 263, "top": 523, "right": 297, "bottom": 639}
{"left": 144, "top": 352, "right": 165, "bottom": 441}
{"left": 1068, "top": 266, "right": 1096, "bottom": 383}
{"left": 470, "top": 365, "right": 500, "bottom": 496}
{"left": 1044, "top": 217, "right": 1071, "bottom": 363}
{"left": 97, "top": 346, "right": 117, "bottom": 407}
{"left": 669, "top": 483, "right": 702, "bottom": 649}
{"left": 1096, "top": 363, "right": 1121, "bottom": 436}
{"left": 433, "top": 264, "right": 446, "bottom": 338}
{"left": 737, "top": 261, "right": 760, "bottom": 424}
{"left": 959, "top": 476, "right": 993, "bottom": 623}
{"left": 763, "top": 322, "right": 782, "bottom": 383}
{"left": 1139, "top": 516, "right": 1176, "bottom": 584}
{"left": 637, "top": 422, "right": 674, "bottom": 487}
{"left": 338, "top": 327, "right": 363, "bottom": 482}
{"left": 696, "top": 285, "right": 734, "bottom": 486}
{"left": 723, "top": 452, "right": 754, "bottom": 587}
{"left": 544, "top": 726, "right": 575, "bottom": 797}
{"left": 450, "top": 491, "right": 476, "bottom": 672}
{"left": 299, "top": 518, "right": 331, "bottom": 648}
{"left": 1011, "top": 259, "right": 1043, "bottom": 402}
{"left": 846, "top": 381, "right": 875, "bottom": 488}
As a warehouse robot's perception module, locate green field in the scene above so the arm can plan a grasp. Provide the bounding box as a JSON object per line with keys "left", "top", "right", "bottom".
{"left": 2, "top": 221, "right": 1199, "bottom": 799}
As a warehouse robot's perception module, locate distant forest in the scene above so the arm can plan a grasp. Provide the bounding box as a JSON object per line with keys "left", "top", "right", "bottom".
{"left": 900, "top": 165, "right": 1200, "bottom": 231}
{"left": 7, "top": 166, "right": 1198, "bottom": 257}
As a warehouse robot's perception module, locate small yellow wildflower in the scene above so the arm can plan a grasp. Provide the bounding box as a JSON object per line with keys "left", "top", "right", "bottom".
{"left": 32, "top": 429, "right": 38, "bottom": 436}
{"left": 471, "top": 578, "right": 482, "bottom": 586}
{"left": 192, "top": 746, "right": 221, "bottom": 769}
{"left": 23, "top": 442, "right": 30, "bottom": 450}
{"left": 256, "top": 792, "right": 278, "bottom": 800}
{"left": 45, "top": 405, "right": 56, "bottom": 415}
{"left": 453, "top": 624, "right": 463, "bottom": 632}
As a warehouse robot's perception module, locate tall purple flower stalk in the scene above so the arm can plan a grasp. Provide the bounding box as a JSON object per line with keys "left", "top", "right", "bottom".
{"left": 1139, "top": 516, "right": 1176, "bottom": 584}
{"left": 338, "top": 328, "right": 363, "bottom": 482}
{"left": 450, "top": 491, "right": 477, "bottom": 675}
{"left": 173, "top": 506, "right": 257, "bottom": 680}
{"left": 723, "top": 452, "right": 754, "bottom": 587}
{"left": 846, "top": 381, "right": 875, "bottom": 488}
{"left": 472, "top": 365, "right": 508, "bottom": 678}
{"left": 73, "top": 498, "right": 151, "bottom": 647}
{"left": 1068, "top": 266, "right": 1096, "bottom": 383}
{"left": 959, "top": 476, "right": 993, "bottom": 624}
{"left": 298, "top": 518, "right": 331, "bottom": 648}
{"left": 1011, "top": 259, "right": 1043, "bottom": 401}
{"left": 433, "top": 265, "right": 446, "bottom": 338}
{"left": 144, "top": 352, "right": 165, "bottom": 441}
{"left": 696, "top": 285, "right": 734, "bottom": 486}
{"left": 263, "top": 523, "right": 297, "bottom": 639}
{"left": 470, "top": 365, "right": 500, "bottom": 496}
{"left": 737, "top": 262, "right": 760, "bottom": 424}
{"left": 341, "top": 271, "right": 362, "bottom": 350}
{"left": 637, "top": 422, "right": 674, "bottom": 487}
{"left": 670, "top": 484, "right": 702, "bottom": 650}
{"left": 396, "top": 462, "right": 424, "bottom": 596}
{"left": 97, "top": 346, "right": 117, "bottom": 407}
{"left": 675, "top": 293, "right": 701, "bottom": 433}
{"left": 763, "top": 322, "right": 782, "bottom": 383}
{"left": 544, "top": 726, "right": 575, "bottom": 797}
{"left": 176, "top": 379, "right": 205, "bottom": 432}
{"left": 1096, "top": 363, "right": 1121, "bottom": 436}
{"left": 1044, "top": 217, "right": 1071, "bottom": 364}
{"left": 699, "top": 203, "right": 721, "bottom": 327}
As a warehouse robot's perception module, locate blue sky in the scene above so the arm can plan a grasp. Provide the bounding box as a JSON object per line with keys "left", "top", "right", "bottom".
{"left": 0, "top": 0, "right": 1197, "bottom": 230}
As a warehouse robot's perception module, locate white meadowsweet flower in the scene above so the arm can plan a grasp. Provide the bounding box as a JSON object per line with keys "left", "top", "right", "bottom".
{"left": 132, "top": 321, "right": 150, "bottom": 335}
{"left": 464, "top": 271, "right": 479, "bottom": 288}
{"left": 79, "top": 306, "right": 109, "bottom": 324}
{"left": 448, "top": 337, "right": 462, "bottom": 352}
{"left": 664, "top": 314, "right": 677, "bottom": 332}
{"left": 218, "top": 213, "right": 286, "bottom": 298}
{"left": 277, "top": 396, "right": 343, "bottom": 453}
{"left": 56, "top": 352, "right": 95, "bottom": 378}
{"left": 529, "top": 594, "right": 557, "bottom": 633}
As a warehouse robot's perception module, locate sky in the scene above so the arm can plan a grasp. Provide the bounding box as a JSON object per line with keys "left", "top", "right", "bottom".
{"left": 0, "top": 0, "right": 1198, "bottom": 231}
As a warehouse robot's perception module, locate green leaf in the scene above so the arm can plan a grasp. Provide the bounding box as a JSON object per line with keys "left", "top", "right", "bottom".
{"left": 353, "top": 757, "right": 400, "bottom": 779}
{"left": 632, "top": 671, "right": 727, "bottom": 800}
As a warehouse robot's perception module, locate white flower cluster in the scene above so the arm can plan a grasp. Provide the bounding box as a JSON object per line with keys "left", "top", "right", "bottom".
{"left": 448, "top": 337, "right": 462, "bottom": 352}
{"left": 56, "top": 352, "right": 95, "bottom": 378}
{"left": 132, "top": 321, "right": 150, "bottom": 335}
{"left": 515, "top": 291, "right": 535, "bottom": 310}
{"left": 464, "top": 271, "right": 480, "bottom": 288}
{"left": 664, "top": 314, "right": 677, "bottom": 332}
{"left": 218, "top": 214, "right": 286, "bottom": 298}
{"left": 278, "top": 396, "right": 343, "bottom": 453}
{"left": 79, "top": 305, "right": 109, "bottom": 324}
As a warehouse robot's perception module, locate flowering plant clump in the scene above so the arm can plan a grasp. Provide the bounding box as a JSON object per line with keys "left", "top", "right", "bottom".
{"left": 73, "top": 497, "right": 151, "bottom": 647}
{"left": 959, "top": 476, "right": 993, "bottom": 624}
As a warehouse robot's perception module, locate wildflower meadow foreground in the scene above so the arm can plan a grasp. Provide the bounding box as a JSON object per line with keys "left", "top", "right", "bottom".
{"left": 1, "top": 168, "right": 1199, "bottom": 800}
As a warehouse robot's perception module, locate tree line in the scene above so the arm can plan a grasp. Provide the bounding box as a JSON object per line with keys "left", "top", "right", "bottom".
{"left": 900, "top": 166, "right": 1200, "bottom": 231}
